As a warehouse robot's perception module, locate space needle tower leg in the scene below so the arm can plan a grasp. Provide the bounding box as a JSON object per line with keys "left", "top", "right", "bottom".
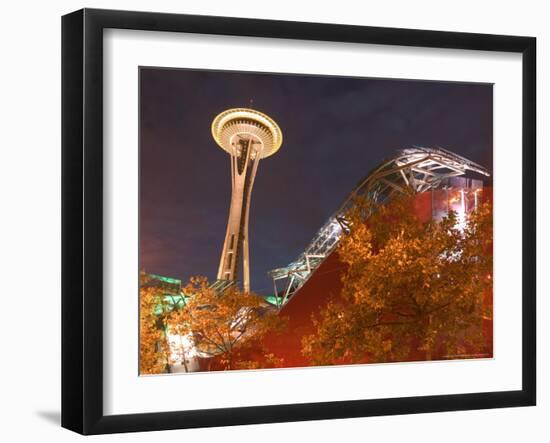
{"left": 216, "top": 139, "right": 260, "bottom": 293}
{"left": 241, "top": 147, "right": 261, "bottom": 293}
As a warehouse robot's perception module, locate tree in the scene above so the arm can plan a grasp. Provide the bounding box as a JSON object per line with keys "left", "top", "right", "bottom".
{"left": 302, "top": 193, "right": 493, "bottom": 365}
{"left": 167, "top": 276, "right": 286, "bottom": 370}
{"left": 139, "top": 271, "right": 170, "bottom": 374}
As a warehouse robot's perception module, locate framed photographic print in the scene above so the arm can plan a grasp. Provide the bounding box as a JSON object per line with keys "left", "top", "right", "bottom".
{"left": 61, "top": 8, "right": 536, "bottom": 435}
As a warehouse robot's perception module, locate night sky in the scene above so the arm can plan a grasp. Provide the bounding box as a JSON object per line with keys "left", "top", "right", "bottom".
{"left": 140, "top": 68, "right": 492, "bottom": 295}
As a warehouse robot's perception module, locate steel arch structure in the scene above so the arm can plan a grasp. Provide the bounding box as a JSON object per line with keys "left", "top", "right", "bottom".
{"left": 268, "top": 147, "right": 490, "bottom": 308}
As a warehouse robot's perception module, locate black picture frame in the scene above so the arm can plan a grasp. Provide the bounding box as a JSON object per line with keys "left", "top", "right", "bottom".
{"left": 61, "top": 8, "right": 536, "bottom": 435}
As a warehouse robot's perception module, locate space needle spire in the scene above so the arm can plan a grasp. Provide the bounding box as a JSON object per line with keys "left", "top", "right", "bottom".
{"left": 211, "top": 108, "right": 283, "bottom": 293}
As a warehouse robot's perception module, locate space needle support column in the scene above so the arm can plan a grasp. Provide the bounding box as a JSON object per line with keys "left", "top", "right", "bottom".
{"left": 216, "top": 139, "right": 251, "bottom": 284}
{"left": 241, "top": 148, "right": 261, "bottom": 293}
{"left": 211, "top": 108, "right": 283, "bottom": 293}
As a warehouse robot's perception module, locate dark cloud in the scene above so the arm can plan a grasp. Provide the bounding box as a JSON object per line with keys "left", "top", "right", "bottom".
{"left": 140, "top": 68, "right": 492, "bottom": 294}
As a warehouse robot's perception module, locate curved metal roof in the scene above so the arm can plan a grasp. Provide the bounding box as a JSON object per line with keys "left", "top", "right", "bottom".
{"left": 268, "top": 146, "right": 491, "bottom": 308}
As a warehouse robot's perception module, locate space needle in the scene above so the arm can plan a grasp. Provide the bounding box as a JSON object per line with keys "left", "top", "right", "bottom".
{"left": 211, "top": 108, "right": 283, "bottom": 293}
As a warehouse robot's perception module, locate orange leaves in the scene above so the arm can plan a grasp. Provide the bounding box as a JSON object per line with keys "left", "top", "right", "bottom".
{"left": 303, "top": 196, "right": 493, "bottom": 365}
{"left": 165, "top": 277, "right": 286, "bottom": 371}
{"left": 139, "top": 271, "right": 170, "bottom": 375}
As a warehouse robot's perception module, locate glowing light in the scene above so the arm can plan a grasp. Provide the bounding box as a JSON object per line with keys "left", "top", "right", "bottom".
{"left": 450, "top": 189, "right": 467, "bottom": 232}
{"left": 148, "top": 273, "right": 181, "bottom": 285}
{"left": 211, "top": 108, "right": 283, "bottom": 158}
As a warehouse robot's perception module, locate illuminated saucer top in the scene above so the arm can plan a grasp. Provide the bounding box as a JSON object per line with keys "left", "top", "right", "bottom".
{"left": 211, "top": 108, "right": 283, "bottom": 159}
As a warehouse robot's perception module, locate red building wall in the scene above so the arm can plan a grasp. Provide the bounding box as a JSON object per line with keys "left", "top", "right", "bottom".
{"left": 263, "top": 251, "right": 347, "bottom": 368}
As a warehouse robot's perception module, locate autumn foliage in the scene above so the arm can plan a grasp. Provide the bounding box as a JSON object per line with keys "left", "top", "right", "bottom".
{"left": 302, "top": 193, "right": 493, "bottom": 365}
{"left": 139, "top": 271, "right": 170, "bottom": 374}
{"left": 165, "top": 277, "right": 285, "bottom": 370}
{"left": 140, "top": 273, "right": 287, "bottom": 374}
